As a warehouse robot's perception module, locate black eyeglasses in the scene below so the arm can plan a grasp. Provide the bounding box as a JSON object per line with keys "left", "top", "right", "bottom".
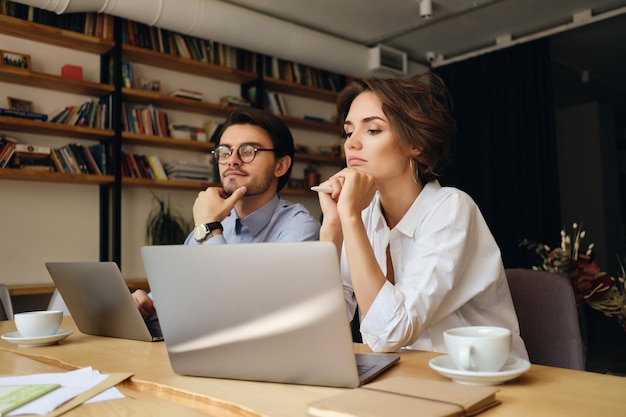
{"left": 211, "top": 143, "right": 275, "bottom": 164}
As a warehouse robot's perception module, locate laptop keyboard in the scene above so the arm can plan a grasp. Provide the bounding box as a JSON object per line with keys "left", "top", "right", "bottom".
{"left": 357, "top": 363, "right": 376, "bottom": 376}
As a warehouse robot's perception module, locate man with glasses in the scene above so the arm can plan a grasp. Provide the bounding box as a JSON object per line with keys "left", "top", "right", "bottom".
{"left": 133, "top": 107, "right": 320, "bottom": 318}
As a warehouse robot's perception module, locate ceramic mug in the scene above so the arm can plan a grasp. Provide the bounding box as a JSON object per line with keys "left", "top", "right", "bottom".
{"left": 443, "top": 326, "right": 511, "bottom": 372}
{"left": 14, "top": 310, "right": 63, "bottom": 338}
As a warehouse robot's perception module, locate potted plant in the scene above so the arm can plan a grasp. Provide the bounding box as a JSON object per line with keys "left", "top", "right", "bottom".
{"left": 145, "top": 191, "right": 191, "bottom": 245}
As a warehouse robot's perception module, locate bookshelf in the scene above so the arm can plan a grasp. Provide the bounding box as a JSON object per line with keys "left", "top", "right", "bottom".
{"left": 0, "top": 13, "right": 113, "bottom": 53}
{"left": 0, "top": 10, "right": 120, "bottom": 292}
{"left": 115, "top": 17, "right": 345, "bottom": 193}
{"left": 1, "top": 8, "right": 346, "bottom": 286}
{"left": 0, "top": 14, "right": 115, "bottom": 185}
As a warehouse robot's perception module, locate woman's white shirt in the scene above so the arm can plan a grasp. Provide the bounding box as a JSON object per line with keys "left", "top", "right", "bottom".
{"left": 342, "top": 180, "right": 528, "bottom": 359}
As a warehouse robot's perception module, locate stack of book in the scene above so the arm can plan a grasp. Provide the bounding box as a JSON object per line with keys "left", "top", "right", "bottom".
{"left": 7, "top": 143, "right": 53, "bottom": 172}
{"left": 164, "top": 156, "right": 214, "bottom": 182}
{"left": 169, "top": 124, "right": 207, "bottom": 141}
{"left": 219, "top": 95, "right": 250, "bottom": 107}
{"left": 170, "top": 89, "right": 203, "bottom": 101}
{"left": 0, "top": 107, "right": 48, "bottom": 121}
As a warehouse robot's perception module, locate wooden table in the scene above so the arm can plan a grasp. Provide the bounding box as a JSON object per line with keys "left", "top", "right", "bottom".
{"left": 1, "top": 317, "right": 625, "bottom": 416}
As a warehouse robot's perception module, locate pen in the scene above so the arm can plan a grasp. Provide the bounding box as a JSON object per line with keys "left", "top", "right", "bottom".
{"left": 310, "top": 185, "right": 333, "bottom": 193}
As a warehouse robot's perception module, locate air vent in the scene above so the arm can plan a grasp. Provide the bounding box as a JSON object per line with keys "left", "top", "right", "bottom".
{"left": 369, "top": 44, "right": 408, "bottom": 75}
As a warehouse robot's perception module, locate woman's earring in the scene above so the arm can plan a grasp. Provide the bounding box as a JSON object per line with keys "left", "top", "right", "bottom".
{"left": 410, "top": 159, "right": 420, "bottom": 184}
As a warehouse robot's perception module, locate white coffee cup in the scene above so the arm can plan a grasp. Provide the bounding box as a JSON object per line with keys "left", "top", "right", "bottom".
{"left": 443, "top": 326, "right": 512, "bottom": 372}
{"left": 14, "top": 310, "right": 63, "bottom": 338}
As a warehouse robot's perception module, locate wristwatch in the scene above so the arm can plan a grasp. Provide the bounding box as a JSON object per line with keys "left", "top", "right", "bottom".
{"left": 193, "top": 222, "right": 223, "bottom": 242}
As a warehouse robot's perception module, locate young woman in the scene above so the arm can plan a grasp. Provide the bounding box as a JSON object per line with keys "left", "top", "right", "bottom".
{"left": 317, "top": 73, "right": 528, "bottom": 359}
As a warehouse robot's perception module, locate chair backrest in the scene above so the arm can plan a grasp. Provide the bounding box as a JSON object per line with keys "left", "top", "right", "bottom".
{"left": 505, "top": 268, "right": 585, "bottom": 370}
{"left": 0, "top": 284, "right": 14, "bottom": 321}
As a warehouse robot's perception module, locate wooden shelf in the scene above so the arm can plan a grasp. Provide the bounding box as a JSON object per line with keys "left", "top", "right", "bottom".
{"left": 121, "top": 177, "right": 340, "bottom": 193}
{"left": 0, "top": 67, "right": 114, "bottom": 97}
{"left": 122, "top": 133, "right": 215, "bottom": 151}
{"left": 0, "top": 168, "right": 114, "bottom": 185}
{"left": 0, "top": 116, "right": 113, "bottom": 141}
{"left": 281, "top": 187, "right": 321, "bottom": 197}
{"left": 122, "top": 177, "right": 214, "bottom": 190}
{"left": 263, "top": 76, "right": 339, "bottom": 103}
{"left": 279, "top": 114, "right": 340, "bottom": 134}
{"left": 0, "top": 14, "right": 114, "bottom": 54}
{"left": 122, "top": 88, "right": 234, "bottom": 117}
{"left": 295, "top": 152, "right": 344, "bottom": 166}
{"left": 122, "top": 45, "right": 258, "bottom": 84}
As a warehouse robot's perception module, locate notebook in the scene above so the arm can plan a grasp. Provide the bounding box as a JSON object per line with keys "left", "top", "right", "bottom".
{"left": 45, "top": 262, "right": 163, "bottom": 342}
{"left": 141, "top": 241, "right": 399, "bottom": 388}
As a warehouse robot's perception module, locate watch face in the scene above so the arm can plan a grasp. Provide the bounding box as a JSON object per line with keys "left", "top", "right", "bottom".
{"left": 193, "top": 224, "right": 207, "bottom": 241}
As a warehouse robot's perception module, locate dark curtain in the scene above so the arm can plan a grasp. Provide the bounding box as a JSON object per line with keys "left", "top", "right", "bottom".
{"left": 435, "top": 39, "right": 561, "bottom": 268}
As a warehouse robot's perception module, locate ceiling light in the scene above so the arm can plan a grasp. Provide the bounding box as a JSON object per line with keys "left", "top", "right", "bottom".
{"left": 420, "top": 0, "right": 432, "bottom": 19}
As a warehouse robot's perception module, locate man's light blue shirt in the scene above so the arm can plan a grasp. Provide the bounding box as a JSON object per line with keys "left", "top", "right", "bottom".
{"left": 184, "top": 194, "right": 320, "bottom": 245}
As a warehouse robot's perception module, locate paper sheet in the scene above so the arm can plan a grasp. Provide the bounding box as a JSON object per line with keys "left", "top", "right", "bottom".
{"left": 0, "top": 367, "right": 125, "bottom": 416}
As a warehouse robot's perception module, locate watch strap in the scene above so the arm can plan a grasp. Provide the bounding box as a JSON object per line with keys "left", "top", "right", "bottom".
{"left": 204, "top": 222, "right": 223, "bottom": 233}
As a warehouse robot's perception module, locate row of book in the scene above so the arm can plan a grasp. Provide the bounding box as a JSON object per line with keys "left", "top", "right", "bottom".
{"left": 121, "top": 152, "right": 167, "bottom": 180}
{"left": 265, "top": 90, "right": 288, "bottom": 116}
{"left": 51, "top": 143, "right": 107, "bottom": 175}
{"left": 49, "top": 97, "right": 112, "bottom": 130}
{"left": 0, "top": 136, "right": 107, "bottom": 175}
{"left": 2, "top": 135, "right": 214, "bottom": 182}
{"left": 121, "top": 152, "right": 216, "bottom": 182}
{"left": 1, "top": 1, "right": 114, "bottom": 39}
{"left": 120, "top": 19, "right": 257, "bottom": 73}
{"left": 120, "top": 18, "right": 346, "bottom": 91}
{"left": 2, "top": 6, "right": 349, "bottom": 92}
{"left": 121, "top": 104, "right": 170, "bottom": 137}
{"left": 260, "top": 55, "right": 348, "bottom": 92}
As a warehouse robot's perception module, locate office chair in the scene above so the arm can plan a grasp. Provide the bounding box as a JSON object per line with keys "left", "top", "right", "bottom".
{"left": 0, "top": 283, "right": 14, "bottom": 321}
{"left": 505, "top": 268, "right": 586, "bottom": 370}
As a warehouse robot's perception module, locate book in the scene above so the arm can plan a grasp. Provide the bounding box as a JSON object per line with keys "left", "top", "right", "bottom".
{"left": 307, "top": 377, "right": 500, "bottom": 417}
{"left": 9, "top": 143, "right": 53, "bottom": 171}
{"left": 170, "top": 89, "right": 204, "bottom": 101}
{"left": 0, "top": 108, "right": 48, "bottom": 122}
{"left": 304, "top": 115, "right": 326, "bottom": 123}
{"left": 219, "top": 95, "right": 250, "bottom": 107}
{"left": 145, "top": 155, "right": 168, "bottom": 180}
{"left": 0, "top": 384, "right": 60, "bottom": 416}
{"left": 275, "top": 92, "right": 288, "bottom": 116}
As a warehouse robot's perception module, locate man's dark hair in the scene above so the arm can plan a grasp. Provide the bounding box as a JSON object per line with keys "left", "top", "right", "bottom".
{"left": 215, "top": 107, "right": 294, "bottom": 191}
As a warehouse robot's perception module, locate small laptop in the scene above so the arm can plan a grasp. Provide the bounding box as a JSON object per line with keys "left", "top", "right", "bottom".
{"left": 45, "top": 262, "right": 163, "bottom": 342}
{"left": 141, "top": 241, "right": 399, "bottom": 388}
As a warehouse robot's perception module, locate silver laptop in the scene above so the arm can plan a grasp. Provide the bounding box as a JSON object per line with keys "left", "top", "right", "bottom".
{"left": 45, "top": 262, "right": 163, "bottom": 342}
{"left": 141, "top": 241, "right": 399, "bottom": 388}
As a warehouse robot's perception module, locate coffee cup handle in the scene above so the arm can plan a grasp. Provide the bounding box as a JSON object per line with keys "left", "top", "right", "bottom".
{"left": 459, "top": 343, "right": 473, "bottom": 371}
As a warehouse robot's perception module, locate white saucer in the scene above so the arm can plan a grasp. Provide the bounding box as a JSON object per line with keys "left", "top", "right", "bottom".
{"left": 1, "top": 329, "right": 73, "bottom": 347}
{"left": 429, "top": 354, "right": 531, "bottom": 385}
